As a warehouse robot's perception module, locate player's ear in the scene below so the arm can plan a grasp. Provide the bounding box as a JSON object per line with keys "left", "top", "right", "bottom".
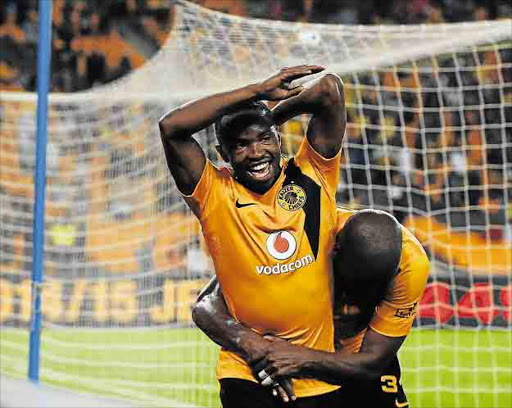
{"left": 215, "top": 144, "right": 230, "bottom": 163}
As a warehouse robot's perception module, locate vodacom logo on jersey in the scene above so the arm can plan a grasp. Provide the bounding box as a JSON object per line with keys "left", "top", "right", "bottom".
{"left": 256, "top": 231, "right": 314, "bottom": 275}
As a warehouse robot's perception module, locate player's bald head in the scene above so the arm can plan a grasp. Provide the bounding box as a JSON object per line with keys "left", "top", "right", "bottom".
{"left": 336, "top": 210, "right": 402, "bottom": 271}
{"left": 333, "top": 210, "right": 402, "bottom": 305}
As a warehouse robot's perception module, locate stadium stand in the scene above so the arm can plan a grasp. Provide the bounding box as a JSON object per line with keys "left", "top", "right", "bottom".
{"left": 2, "top": 1, "right": 511, "bottom": 92}
{"left": 0, "top": 0, "right": 170, "bottom": 92}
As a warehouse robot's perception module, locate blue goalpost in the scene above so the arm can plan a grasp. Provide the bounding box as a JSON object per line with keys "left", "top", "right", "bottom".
{"left": 28, "top": 0, "right": 53, "bottom": 383}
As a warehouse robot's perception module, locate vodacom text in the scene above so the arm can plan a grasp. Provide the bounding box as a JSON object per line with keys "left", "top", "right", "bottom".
{"left": 256, "top": 254, "right": 314, "bottom": 275}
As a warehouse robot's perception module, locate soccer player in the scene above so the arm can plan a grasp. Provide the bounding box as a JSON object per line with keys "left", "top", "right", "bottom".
{"left": 158, "top": 65, "right": 346, "bottom": 407}
{"left": 192, "top": 209, "right": 430, "bottom": 407}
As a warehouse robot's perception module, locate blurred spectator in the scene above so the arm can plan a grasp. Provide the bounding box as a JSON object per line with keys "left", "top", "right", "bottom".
{"left": 72, "top": 54, "right": 90, "bottom": 91}
{"left": 21, "top": 9, "right": 37, "bottom": 46}
{"left": 0, "top": 61, "right": 23, "bottom": 91}
{"left": 196, "top": 0, "right": 247, "bottom": 16}
{"left": 0, "top": 5, "right": 25, "bottom": 43}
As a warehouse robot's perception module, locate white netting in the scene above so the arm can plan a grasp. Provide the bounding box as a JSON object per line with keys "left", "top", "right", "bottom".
{"left": 1, "top": 2, "right": 511, "bottom": 407}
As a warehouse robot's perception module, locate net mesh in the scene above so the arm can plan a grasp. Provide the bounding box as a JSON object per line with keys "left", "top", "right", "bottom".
{"left": 1, "top": 2, "right": 511, "bottom": 407}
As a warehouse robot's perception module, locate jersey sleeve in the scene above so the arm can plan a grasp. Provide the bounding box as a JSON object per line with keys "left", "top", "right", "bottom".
{"left": 182, "top": 160, "right": 222, "bottom": 220}
{"left": 369, "top": 228, "right": 430, "bottom": 337}
{"left": 335, "top": 208, "right": 356, "bottom": 231}
{"left": 294, "top": 136, "right": 342, "bottom": 198}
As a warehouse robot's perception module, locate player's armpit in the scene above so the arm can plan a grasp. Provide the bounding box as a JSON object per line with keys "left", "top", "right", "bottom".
{"left": 159, "top": 134, "right": 206, "bottom": 196}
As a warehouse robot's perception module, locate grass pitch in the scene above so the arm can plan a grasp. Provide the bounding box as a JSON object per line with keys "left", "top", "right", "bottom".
{"left": 1, "top": 328, "right": 510, "bottom": 408}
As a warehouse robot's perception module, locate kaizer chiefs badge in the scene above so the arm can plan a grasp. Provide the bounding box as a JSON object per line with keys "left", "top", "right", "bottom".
{"left": 277, "top": 184, "right": 307, "bottom": 211}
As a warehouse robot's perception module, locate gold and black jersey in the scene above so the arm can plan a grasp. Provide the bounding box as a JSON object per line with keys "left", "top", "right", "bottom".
{"left": 184, "top": 138, "right": 342, "bottom": 398}
{"left": 335, "top": 209, "right": 430, "bottom": 353}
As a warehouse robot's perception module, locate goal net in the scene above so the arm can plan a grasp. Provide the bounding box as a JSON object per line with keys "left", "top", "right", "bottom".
{"left": 1, "top": 2, "right": 511, "bottom": 407}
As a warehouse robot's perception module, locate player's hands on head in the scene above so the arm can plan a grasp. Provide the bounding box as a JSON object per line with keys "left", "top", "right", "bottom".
{"left": 257, "top": 65, "right": 325, "bottom": 101}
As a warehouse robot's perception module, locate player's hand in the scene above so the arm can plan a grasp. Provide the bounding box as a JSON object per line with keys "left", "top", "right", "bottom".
{"left": 241, "top": 334, "right": 297, "bottom": 402}
{"left": 257, "top": 65, "right": 325, "bottom": 101}
{"left": 251, "top": 335, "right": 311, "bottom": 383}
{"left": 271, "top": 378, "right": 296, "bottom": 403}
{"left": 255, "top": 358, "right": 296, "bottom": 403}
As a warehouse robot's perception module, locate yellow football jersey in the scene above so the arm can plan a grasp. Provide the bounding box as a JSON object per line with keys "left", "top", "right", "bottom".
{"left": 184, "top": 138, "right": 342, "bottom": 397}
{"left": 335, "top": 209, "right": 430, "bottom": 352}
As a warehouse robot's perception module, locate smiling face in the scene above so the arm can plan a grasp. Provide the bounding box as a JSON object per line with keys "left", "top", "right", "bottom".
{"left": 219, "top": 122, "right": 282, "bottom": 194}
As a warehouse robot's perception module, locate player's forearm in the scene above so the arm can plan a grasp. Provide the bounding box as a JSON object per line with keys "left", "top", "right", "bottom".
{"left": 296, "top": 329, "right": 404, "bottom": 383}
{"left": 271, "top": 74, "right": 343, "bottom": 126}
{"left": 298, "top": 348, "right": 388, "bottom": 384}
{"left": 192, "top": 295, "right": 245, "bottom": 355}
{"left": 192, "top": 284, "right": 267, "bottom": 362}
{"left": 256, "top": 329, "right": 404, "bottom": 385}
{"left": 158, "top": 83, "right": 261, "bottom": 140}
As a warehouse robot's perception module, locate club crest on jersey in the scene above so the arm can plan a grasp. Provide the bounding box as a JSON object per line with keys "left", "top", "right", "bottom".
{"left": 277, "top": 184, "right": 306, "bottom": 211}
{"left": 266, "top": 231, "right": 297, "bottom": 260}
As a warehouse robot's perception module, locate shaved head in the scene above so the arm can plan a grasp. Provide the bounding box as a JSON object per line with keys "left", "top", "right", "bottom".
{"left": 333, "top": 209, "right": 402, "bottom": 317}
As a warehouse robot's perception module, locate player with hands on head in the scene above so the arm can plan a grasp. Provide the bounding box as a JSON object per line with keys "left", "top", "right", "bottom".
{"left": 159, "top": 65, "right": 331, "bottom": 197}
{"left": 193, "top": 209, "right": 430, "bottom": 407}
{"left": 159, "top": 65, "right": 346, "bottom": 407}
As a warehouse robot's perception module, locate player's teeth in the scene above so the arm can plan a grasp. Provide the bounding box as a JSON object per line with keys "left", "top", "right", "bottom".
{"left": 248, "top": 163, "right": 270, "bottom": 178}
{"left": 251, "top": 163, "right": 267, "bottom": 171}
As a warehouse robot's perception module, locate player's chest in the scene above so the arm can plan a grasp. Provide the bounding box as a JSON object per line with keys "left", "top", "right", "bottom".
{"left": 203, "top": 189, "right": 332, "bottom": 263}
{"left": 214, "top": 184, "right": 312, "bottom": 237}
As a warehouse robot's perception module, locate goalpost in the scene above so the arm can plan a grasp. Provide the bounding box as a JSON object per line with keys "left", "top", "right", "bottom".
{"left": 0, "top": 2, "right": 510, "bottom": 407}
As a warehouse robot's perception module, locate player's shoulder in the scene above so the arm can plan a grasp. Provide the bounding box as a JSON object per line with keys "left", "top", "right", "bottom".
{"left": 335, "top": 206, "right": 357, "bottom": 230}
{"left": 294, "top": 134, "right": 341, "bottom": 167}
{"left": 397, "top": 224, "right": 430, "bottom": 279}
{"left": 400, "top": 225, "right": 428, "bottom": 260}
{"left": 205, "top": 160, "right": 233, "bottom": 183}
{"left": 400, "top": 224, "right": 422, "bottom": 246}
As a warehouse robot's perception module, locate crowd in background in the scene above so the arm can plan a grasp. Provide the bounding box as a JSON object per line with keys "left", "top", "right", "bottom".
{"left": 1, "top": 0, "right": 511, "bottom": 92}
{"left": 200, "top": 0, "right": 511, "bottom": 24}
{"left": 337, "top": 57, "right": 511, "bottom": 233}
{"left": 0, "top": 0, "right": 172, "bottom": 92}
{"left": 1, "top": 0, "right": 511, "bottom": 279}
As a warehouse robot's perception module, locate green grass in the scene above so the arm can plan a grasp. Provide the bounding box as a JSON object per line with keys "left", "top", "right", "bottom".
{"left": 399, "top": 329, "right": 512, "bottom": 408}
{"left": 1, "top": 328, "right": 511, "bottom": 407}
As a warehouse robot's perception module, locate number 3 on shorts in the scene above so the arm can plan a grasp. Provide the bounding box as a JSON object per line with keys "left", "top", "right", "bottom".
{"left": 381, "top": 375, "right": 398, "bottom": 393}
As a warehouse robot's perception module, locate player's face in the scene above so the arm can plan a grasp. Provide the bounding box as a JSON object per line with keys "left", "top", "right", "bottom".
{"left": 225, "top": 123, "right": 282, "bottom": 193}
